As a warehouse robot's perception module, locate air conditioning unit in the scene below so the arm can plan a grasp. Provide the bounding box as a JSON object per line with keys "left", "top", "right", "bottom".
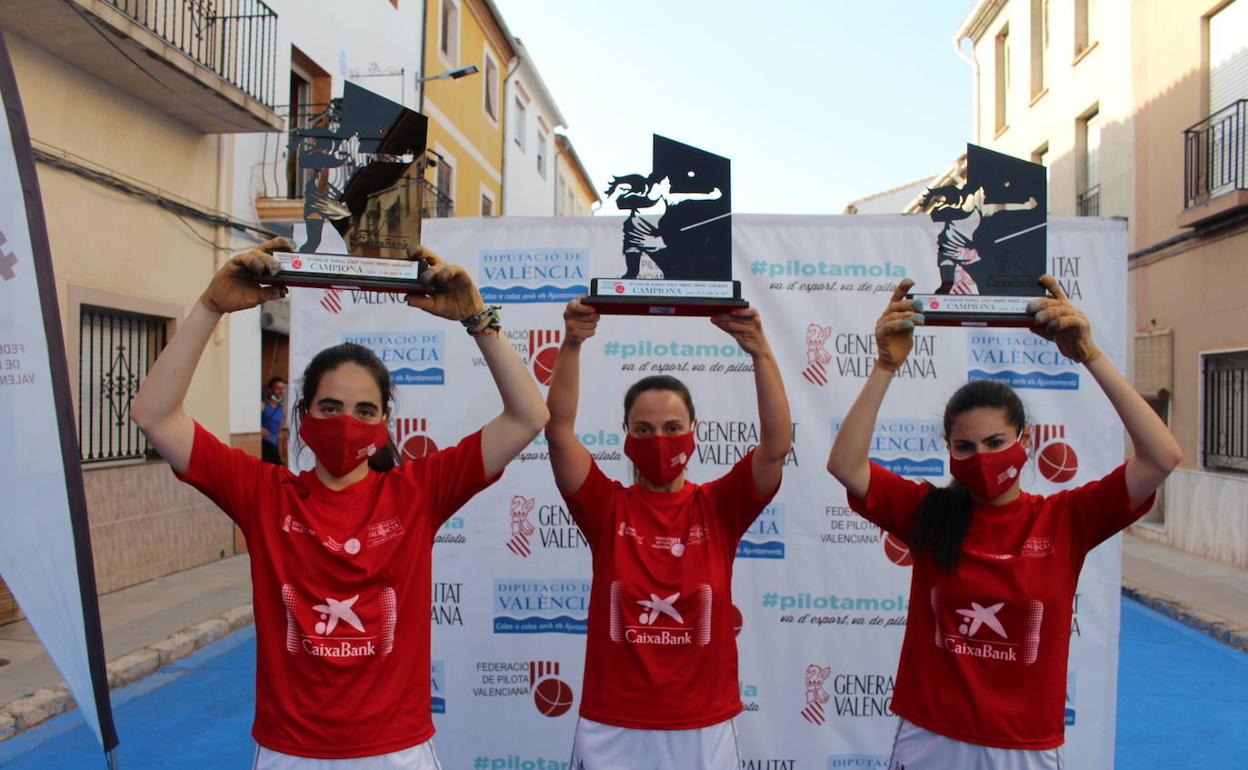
{"left": 261, "top": 297, "right": 290, "bottom": 334}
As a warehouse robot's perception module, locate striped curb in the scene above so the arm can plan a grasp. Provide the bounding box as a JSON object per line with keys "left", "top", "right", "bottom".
{"left": 1122, "top": 585, "right": 1248, "bottom": 654}
{"left": 0, "top": 603, "right": 253, "bottom": 741}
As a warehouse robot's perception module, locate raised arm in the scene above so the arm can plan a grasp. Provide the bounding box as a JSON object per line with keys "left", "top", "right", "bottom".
{"left": 710, "top": 309, "right": 792, "bottom": 497}
{"left": 1028, "top": 275, "right": 1182, "bottom": 507}
{"left": 827, "top": 279, "right": 924, "bottom": 499}
{"left": 130, "top": 239, "right": 288, "bottom": 474}
{"left": 543, "top": 299, "right": 599, "bottom": 495}
{"left": 406, "top": 248, "right": 548, "bottom": 479}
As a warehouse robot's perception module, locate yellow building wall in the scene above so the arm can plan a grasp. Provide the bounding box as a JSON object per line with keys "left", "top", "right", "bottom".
{"left": 423, "top": 0, "right": 508, "bottom": 215}
{"left": 7, "top": 33, "right": 238, "bottom": 593}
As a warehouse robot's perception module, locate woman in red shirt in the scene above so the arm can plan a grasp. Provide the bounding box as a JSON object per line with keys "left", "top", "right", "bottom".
{"left": 130, "top": 240, "right": 549, "bottom": 769}
{"left": 545, "top": 299, "right": 792, "bottom": 769}
{"left": 827, "top": 276, "right": 1181, "bottom": 769}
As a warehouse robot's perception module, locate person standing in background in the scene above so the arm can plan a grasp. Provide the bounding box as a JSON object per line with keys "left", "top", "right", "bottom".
{"left": 261, "top": 376, "right": 286, "bottom": 465}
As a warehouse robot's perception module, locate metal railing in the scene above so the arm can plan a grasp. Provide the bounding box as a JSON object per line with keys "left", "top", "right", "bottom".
{"left": 1076, "top": 184, "right": 1100, "bottom": 216}
{"left": 105, "top": 0, "right": 277, "bottom": 107}
{"left": 1203, "top": 351, "right": 1248, "bottom": 474}
{"left": 421, "top": 178, "right": 454, "bottom": 219}
{"left": 79, "top": 307, "right": 168, "bottom": 463}
{"left": 1184, "top": 99, "right": 1248, "bottom": 209}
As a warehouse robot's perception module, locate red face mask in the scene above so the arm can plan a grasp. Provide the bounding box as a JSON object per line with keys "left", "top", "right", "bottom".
{"left": 949, "top": 438, "right": 1028, "bottom": 501}
{"left": 298, "top": 413, "right": 390, "bottom": 478}
{"left": 625, "top": 432, "right": 695, "bottom": 487}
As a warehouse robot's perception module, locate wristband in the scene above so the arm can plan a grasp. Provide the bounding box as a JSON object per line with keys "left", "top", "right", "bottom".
{"left": 461, "top": 304, "right": 502, "bottom": 336}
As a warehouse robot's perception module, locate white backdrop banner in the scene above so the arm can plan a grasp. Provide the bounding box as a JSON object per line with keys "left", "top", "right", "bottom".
{"left": 290, "top": 214, "right": 1128, "bottom": 770}
{"left": 0, "top": 32, "right": 116, "bottom": 756}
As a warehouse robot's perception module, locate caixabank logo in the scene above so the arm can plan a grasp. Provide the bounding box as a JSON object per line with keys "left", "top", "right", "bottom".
{"left": 833, "top": 417, "right": 945, "bottom": 477}
{"left": 1026, "top": 423, "right": 1079, "bottom": 486}
{"left": 504, "top": 495, "right": 587, "bottom": 557}
{"left": 803, "top": 325, "right": 937, "bottom": 384}
{"left": 801, "top": 666, "right": 895, "bottom": 724}
{"left": 344, "top": 331, "right": 444, "bottom": 385}
{"left": 478, "top": 247, "right": 588, "bottom": 303}
{"left": 968, "top": 330, "right": 1080, "bottom": 390}
{"left": 493, "top": 579, "right": 590, "bottom": 634}
{"left": 471, "top": 660, "right": 576, "bottom": 718}
{"left": 737, "top": 503, "right": 785, "bottom": 559}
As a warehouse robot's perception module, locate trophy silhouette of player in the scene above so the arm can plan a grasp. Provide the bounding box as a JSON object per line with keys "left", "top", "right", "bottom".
{"left": 909, "top": 144, "right": 1051, "bottom": 327}
{"left": 585, "top": 135, "right": 747, "bottom": 316}
{"left": 268, "top": 81, "right": 432, "bottom": 293}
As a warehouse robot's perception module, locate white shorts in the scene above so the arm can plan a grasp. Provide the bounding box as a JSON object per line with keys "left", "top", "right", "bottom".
{"left": 252, "top": 740, "right": 443, "bottom": 770}
{"left": 569, "top": 716, "right": 740, "bottom": 770}
{"left": 888, "top": 719, "right": 1063, "bottom": 770}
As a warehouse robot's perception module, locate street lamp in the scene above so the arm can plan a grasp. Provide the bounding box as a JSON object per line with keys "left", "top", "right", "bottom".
{"left": 415, "top": 64, "right": 479, "bottom": 84}
{"left": 415, "top": 64, "right": 480, "bottom": 113}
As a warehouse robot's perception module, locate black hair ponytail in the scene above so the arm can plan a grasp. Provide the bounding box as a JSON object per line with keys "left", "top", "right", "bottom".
{"left": 910, "top": 379, "right": 1026, "bottom": 572}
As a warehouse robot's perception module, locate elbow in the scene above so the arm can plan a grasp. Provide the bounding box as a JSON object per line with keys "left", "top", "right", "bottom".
{"left": 1160, "top": 443, "right": 1184, "bottom": 473}
{"left": 826, "top": 449, "right": 854, "bottom": 486}
{"left": 529, "top": 404, "right": 552, "bottom": 437}
{"left": 129, "top": 397, "right": 153, "bottom": 432}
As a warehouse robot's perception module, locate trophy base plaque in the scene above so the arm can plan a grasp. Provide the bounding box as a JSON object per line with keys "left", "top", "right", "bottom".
{"left": 265, "top": 252, "right": 432, "bottom": 294}
{"left": 908, "top": 294, "right": 1038, "bottom": 328}
{"left": 584, "top": 278, "right": 748, "bottom": 317}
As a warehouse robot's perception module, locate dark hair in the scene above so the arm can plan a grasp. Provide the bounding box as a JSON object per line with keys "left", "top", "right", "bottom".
{"left": 292, "top": 342, "right": 401, "bottom": 472}
{"left": 910, "top": 379, "right": 1026, "bottom": 572}
{"left": 266, "top": 375, "right": 286, "bottom": 390}
{"left": 605, "top": 173, "right": 664, "bottom": 211}
{"left": 623, "top": 375, "right": 695, "bottom": 426}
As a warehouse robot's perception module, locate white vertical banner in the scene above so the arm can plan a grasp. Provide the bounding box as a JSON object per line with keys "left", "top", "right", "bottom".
{"left": 0, "top": 32, "right": 117, "bottom": 757}
{"left": 290, "top": 215, "right": 1126, "bottom": 769}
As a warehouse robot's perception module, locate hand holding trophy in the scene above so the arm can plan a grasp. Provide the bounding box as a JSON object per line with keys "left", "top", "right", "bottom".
{"left": 875, "top": 278, "right": 925, "bottom": 372}
{"left": 262, "top": 82, "right": 435, "bottom": 295}
{"left": 200, "top": 237, "right": 291, "bottom": 314}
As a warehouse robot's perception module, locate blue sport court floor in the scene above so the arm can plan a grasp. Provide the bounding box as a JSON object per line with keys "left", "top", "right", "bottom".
{"left": 1, "top": 597, "right": 1245, "bottom": 768}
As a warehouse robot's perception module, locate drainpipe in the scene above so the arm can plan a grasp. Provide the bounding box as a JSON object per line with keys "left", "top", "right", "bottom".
{"left": 953, "top": 34, "right": 981, "bottom": 145}
{"left": 499, "top": 54, "right": 520, "bottom": 214}
{"left": 418, "top": 0, "right": 429, "bottom": 113}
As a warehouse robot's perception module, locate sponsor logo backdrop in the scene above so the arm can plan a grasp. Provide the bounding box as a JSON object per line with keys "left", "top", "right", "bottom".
{"left": 291, "top": 214, "right": 1127, "bottom": 769}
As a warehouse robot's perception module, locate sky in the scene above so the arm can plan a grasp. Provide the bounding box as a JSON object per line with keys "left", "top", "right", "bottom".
{"left": 491, "top": 0, "right": 975, "bottom": 215}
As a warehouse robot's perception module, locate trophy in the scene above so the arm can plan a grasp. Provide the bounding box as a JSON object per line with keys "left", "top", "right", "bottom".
{"left": 265, "top": 81, "right": 432, "bottom": 294}
{"left": 584, "top": 135, "right": 748, "bottom": 316}
{"left": 908, "top": 144, "right": 1049, "bottom": 327}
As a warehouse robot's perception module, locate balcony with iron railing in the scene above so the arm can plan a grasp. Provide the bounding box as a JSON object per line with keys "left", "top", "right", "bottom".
{"left": 254, "top": 100, "right": 454, "bottom": 223}
{"left": 0, "top": 0, "right": 281, "bottom": 133}
{"left": 1076, "top": 184, "right": 1101, "bottom": 217}
{"left": 1180, "top": 99, "right": 1248, "bottom": 228}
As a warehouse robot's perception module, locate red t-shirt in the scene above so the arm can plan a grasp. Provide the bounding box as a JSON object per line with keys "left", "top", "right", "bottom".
{"left": 564, "top": 452, "right": 777, "bottom": 729}
{"left": 175, "top": 422, "right": 496, "bottom": 758}
{"left": 848, "top": 461, "right": 1153, "bottom": 750}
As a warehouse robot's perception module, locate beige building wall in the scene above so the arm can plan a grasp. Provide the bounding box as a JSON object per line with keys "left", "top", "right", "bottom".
{"left": 1126, "top": 1, "right": 1248, "bottom": 567}
{"left": 964, "top": 0, "right": 1136, "bottom": 228}
{"left": 959, "top": 0, "right": 1248, "bottom": 567}
{"left": 6, "top": 33, "right": 239, "bottom": 596}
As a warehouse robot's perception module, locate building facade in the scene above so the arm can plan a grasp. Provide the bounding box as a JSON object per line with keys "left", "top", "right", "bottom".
{"left": 0, "top": 0, "right": 286, "bottom": 618}
{"left": 957, "top": 0, "right": 1248, "bottom": 567}
{"left": 501, "top": 38, "right": 566, "bottom": 216}
{"left": 420, "top": 0, "right": 515, "bottom": 219}
{"left": 554, "top": 133, "right": 600, "bottom": 217}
